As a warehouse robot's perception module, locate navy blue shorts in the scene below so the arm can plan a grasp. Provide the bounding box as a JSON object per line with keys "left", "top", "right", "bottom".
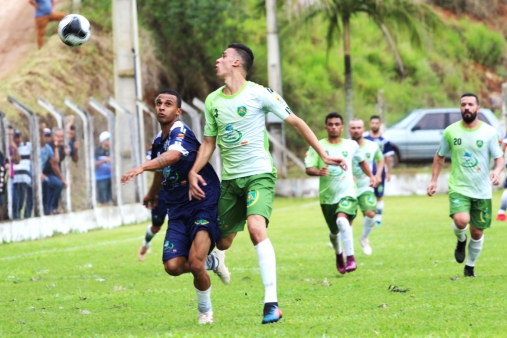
{"left": 374, "top": 168, "right": 386, "bottom": 198}
{"left": 504, "top": 178, "right": 507, "bottom": 189}
{"left": 151, "top": 200, "right": 167, "bottom": 227}
{"left": 162, "top": 205, "right": 221, "bottom": 263}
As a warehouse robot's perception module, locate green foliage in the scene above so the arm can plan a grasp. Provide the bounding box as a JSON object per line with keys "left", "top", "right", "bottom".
{"left": 460, "top": 20, "right": 505, "bottom": 68}
{"left": 2, "top": 193, "right": 507, "bottom": 335}
{"left": 81, "top": 0, "right": 112, "bottom": 32}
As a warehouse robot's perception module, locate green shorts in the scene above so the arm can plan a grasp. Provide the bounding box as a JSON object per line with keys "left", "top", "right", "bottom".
{"left": 320, "top": 197, "right": 358, "bottom": 233}
{"left": 218, "top": 172, "right": 276, "bottom": 237}
{"left": 357, "top": 191, "right": 377, "bottom": 213}
{"left": 449, "top": 191, "right": 492, "bottom": 230}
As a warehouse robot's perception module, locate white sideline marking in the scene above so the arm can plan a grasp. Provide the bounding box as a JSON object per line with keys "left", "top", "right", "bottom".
{"left": 275, "top": 201, "right": 319, "bottom": 212}
{"left": 0, "top": 237, "right": 142, "bottom": 261}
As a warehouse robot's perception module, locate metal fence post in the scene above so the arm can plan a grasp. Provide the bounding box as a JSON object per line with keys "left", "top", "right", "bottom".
{"left": 38, "top": 98, "right": 72, "bottom": 213}
{"left": 0, "top": 111, "right": 12, "bottom": 220}
{"left": 8, "top": 95, "right": 44, "bottom": 217}
{"left": 89, "top": 98, "right": 121, "bottom": 206}
{"left": 65, "top": 98, "right": 97, "bottom": 209}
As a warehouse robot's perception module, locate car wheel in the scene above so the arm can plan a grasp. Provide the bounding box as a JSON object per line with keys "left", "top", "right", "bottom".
{"left": 391, "top": 149, "right": 400, "bottom": 168}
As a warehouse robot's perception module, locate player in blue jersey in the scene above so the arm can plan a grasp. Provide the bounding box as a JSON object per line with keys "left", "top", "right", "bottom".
{"left": 121, "top": 89, "right": 230, "bottom": 325}
{"left": 137, "top": 148, "right": 169, "bottom": 261}
{"left": 363, "top": 115, "right": 394, "bottom": 226}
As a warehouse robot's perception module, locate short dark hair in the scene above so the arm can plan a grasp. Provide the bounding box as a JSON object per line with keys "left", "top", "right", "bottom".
{"left": 370, "top": 115, "right": 381, "bottom": 121}
{"left": 325, "top": 112, "right": 343, "bottom": 124}
{"left": 228, "top": 43, "right": 254, "bottom": 73}
{"left": 70, "top": 125, "right": 76, "bottom": 131}
{"left": 461, "top": 93, "right": 479, "bottom": 105}
{"left": 157, "top": 89, "right": 182, "bottom": 108}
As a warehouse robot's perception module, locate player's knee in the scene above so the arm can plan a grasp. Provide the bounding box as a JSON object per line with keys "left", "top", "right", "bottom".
{"left": 469, "top": 227, "right": 483, "bottom": 240}
{"left": 216, "top": 238, "right": 231, "bottom": 250}
{"left": 163, "top": 261, "right": 183, "bottom": 276}
{"left": 187, "top": 257, "right": 205, "bottom": 275}
{"left": 151, "top": 226, "right": 162, "bottom": 234}
{"left": 364, "top": 210, "right": 376, "bottom": 218}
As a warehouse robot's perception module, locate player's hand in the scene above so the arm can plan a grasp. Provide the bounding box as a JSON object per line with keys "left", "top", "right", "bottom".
{"left": 427, "top": 182, "right": 437, "bottom": 196}
{"left": 318, "top": 167, "right": 328, "bottom": 176}
{"left": 369, "top": 175, "right": 378, "bottom": 188}
{"left": 188, "top": 171, "right": 206, "bottom": 200}
{"left": 121, "top": 166, "right": 144, "bottom": 184}
{"left": 386, "top": 172, "right": 391, "bottom": 182}
{"left": 322, "top": 156, "right": 348, "bottom": 171}
{"left": 143, "top": 193, "right": 158, "bottom": 209}
{"left": 491, "top": 172, "right": 500, "bottom": 186}
{"left": 62, "top": 180, "right": 68, "bottom": 189}
{"left": 64, "top": 145, "right": 71, "bottom": 156}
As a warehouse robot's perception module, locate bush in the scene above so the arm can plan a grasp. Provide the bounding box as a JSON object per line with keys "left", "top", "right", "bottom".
{"left": 461, "top": 20, "right": 505, "bottom": 68}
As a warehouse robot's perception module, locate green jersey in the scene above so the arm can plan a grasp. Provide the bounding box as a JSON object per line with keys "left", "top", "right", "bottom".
{"left": 305, "top": 138, "right": 364, "bottom": 204}
{"left": 353, "top": 139, "right": 383, "bottom": 196}
{"left": 437, "top": 121, "right": 502, "bottom": 199}
{"left": 204, "top": 81, "right": 292, "bottom": 180}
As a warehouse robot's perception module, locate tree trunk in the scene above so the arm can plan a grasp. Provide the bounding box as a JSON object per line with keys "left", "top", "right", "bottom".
{"left": 342, "top": 14, "right": 353, "bottom": 137}
{"left": 378, "top": 22, "right": 405, "bottom": 77}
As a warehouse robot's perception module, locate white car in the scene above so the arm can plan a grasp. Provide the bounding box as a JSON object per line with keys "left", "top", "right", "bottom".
{"left": 384, "top": 108, "right": 504, "bottom": 164}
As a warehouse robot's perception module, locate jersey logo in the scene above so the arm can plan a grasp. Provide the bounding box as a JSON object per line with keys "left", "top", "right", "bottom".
{"left": 366, "top": 152, "right": 371, "bottom": 159}
{"left": 222, "top": 125, "right": 243, "bottom": 144}
{"left": 339, "top": 199, "right": 353, "bottom": 209}
{"left": 342, "top": 151, "right": 348, "bottom": 157}
{"left": 460, "top": 151, "right": 478, "bottom": 168}
{"left": 195, "top": 219, "right": 210, "bottom": 225}
{"left": 365, "top": 195, "right": 376, "bottom": 206}
{"left": 237, "top": 106, "right": 248, "bottom": 118}
{"left": 246, "top": 191, "right": 260, "bottom": 208}
{"left": 476, "top": 140, "right": 484, "bottom": 148}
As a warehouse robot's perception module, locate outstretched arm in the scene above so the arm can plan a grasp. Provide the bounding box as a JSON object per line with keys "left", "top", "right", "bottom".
{"left": 359, "top": 160, "right": 377, "bottom": 188}
{"left": 121, "top": 150, "right": 181, "bottom": 184}
{"left": 284, "top": 114, "right": 347, "bottom": 170}
{"left": 188, "top": 136, "right": 217, "bottom": 200}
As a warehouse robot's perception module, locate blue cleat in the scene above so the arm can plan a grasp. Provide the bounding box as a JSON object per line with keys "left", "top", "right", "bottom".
{"left": 262, "top": 304, "right": 283, "bottom": 324}
{"left": 375, "top": 220, "right": 382, "bottom": 227}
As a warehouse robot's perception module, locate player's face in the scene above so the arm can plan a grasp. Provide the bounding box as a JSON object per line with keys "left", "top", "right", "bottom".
{"left": 460, "top": 96, "right": 479, "bottom": 123}
{"left": 216, "top": 48, "right": 239, "bottom": 78}
{"left": 370, "top": 119, "right": 381, "bottom": 133}
{"left": 325, "top": 118, "right": 343, "bottom": 138}
{"left": 155, "top": 94, "right": 181, "bottom": 125}
{"left": 349, "top": 120, "right": 364, "bottom": 141}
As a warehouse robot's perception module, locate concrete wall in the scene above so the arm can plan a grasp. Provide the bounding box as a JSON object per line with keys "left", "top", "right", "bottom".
{"left": 275, "top": 172, "right": 504, "bottom": 198}
{"left": 0, "top": 203, "right": 150, "bottom": 244}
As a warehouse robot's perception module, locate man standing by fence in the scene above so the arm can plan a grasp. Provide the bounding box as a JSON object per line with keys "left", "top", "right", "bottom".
{"left": 12, "top": 130, "right": 32, "bottom": 219}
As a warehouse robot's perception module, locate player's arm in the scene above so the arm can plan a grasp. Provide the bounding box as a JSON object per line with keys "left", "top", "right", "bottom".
{"left": 29, "top": 0, "right": 38, "bottom": 8}
{"left": 188, "top": 136, "right": 217, "bottom": 200}
{"left": 306, "top": 167, "right": 328, "bottom": 176}
{"left": 374, "top": 157, "right": 385, "bottom": 182}
{"left": 491, "top": 156, "right": 504, "bottom": 185}
{"left": 121, "top": 150, "right": 181, "bottom": 184}
{"left": 427, "top": 153, "right": 445, "bottom": 196}
{"left": 285, "top": 114, "right": 347, "bottom": 170}
{"left": 143, "top": 172, "right": 163, "bottom": 209}
{"left": 359, "top": 160, "right": 377, "bottom": 188}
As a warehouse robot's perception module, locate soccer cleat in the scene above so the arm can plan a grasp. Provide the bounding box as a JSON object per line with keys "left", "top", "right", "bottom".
{"left": 454, "top": 235, "right": 467, "bottom": 264}
{"left": 375, "top": 220, "right": 382, "bottom": 227}
{"left": 213, "top": 250, "right": 231, "bottom": 285}
{"left": 137, "top": 245, "right": 149, "bottom": 261}
{"left": 464, "top": 265, "right": 476, "bottom": 277}
{"left": 336, "top": 252, "right": 346, "bottom": 275}
{"left": 360, "top": 236, "right": 372, "bottom": 256}
{"left": 198, "top": 310, "right": 214, "bottom": 324}
{"left": 345, "top": 255, "right": 357, "bottom": 272}
{"left": 496, "top": 214, "right": 507, "bottom": 221}
{"left": 262, "top": 303, "right": 283, "bottom": 324}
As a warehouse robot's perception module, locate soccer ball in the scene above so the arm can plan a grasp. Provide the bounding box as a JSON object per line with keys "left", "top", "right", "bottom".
{"left": 58, "top": 14, "right": 91, "bottom": 47}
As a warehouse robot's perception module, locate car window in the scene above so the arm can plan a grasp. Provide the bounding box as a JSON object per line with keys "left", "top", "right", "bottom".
{"left": 449, "top": 112, "right": 491, "bottom": 126}
{"left": 413, "top": 113, "right": 446, "bottom": 130}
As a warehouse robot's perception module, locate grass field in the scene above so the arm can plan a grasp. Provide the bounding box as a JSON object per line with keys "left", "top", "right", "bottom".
{"left": 1, "top": 192, "right": 507, "bottom": 337}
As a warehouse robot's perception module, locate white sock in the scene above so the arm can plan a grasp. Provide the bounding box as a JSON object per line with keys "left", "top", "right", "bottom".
{"left": 329, "top": 232, "right": 342, "bottom": 254}
{"left": 376, "top": 201, "right": 384, "bottom": 222}
{"left": 255, "top": 238, "right": 277, "bottom": 303}
{"left": 143, "top": 225, "right": 155, "bottom": 247}
{"left": 466, "top": 236, "right": 484, "bottom": 267}
{"left": 362, "top": 216, "right": 376, "bottom": 238}
{"left": 499, "top": 189, "right": 507, "bottom": 214}
{"left": 452, "top": 222, "right": 467, "bottom": 242}
{"left": 196, "top": 286, "right": 212, "bottom": 313}
{"left": 337, "top": 217, "right": 354, "bottom": 256}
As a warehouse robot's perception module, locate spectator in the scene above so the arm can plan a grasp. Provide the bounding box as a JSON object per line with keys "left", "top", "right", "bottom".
{"left": 0, "top": 150, "right": 6, "bottom": 221}
{"left": 67, "top": 125, "right": 79, "bottom": 163}
{"left": 12, "top": 130, "right": 33, "bottom": 219}
{"left": 95, "top": 131, "right": 112, "bottom": 206}
{"left": 29, "top": 0, "right": 66, "bottom": 49}
{"left": 42, "top": 127, "right": 67, "bottom": 215}
{"left": 39, "top": 126, "right": 54, "bottom": 215}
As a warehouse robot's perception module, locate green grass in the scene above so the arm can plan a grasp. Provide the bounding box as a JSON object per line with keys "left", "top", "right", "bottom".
{"left": 1, "top": 192, "right": 507, "bottom": 336}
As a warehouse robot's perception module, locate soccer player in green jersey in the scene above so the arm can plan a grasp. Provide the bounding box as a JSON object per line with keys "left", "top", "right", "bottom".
{"left": 427, "top": 93, "right": 504, "bottom": 277}
{"left": 188, "top": 43, "right": 348, "bottom": 324}
{"left": 305, "top": 113, "right": 376, "bottom": 274}
{"left": 349, "top": 118, "right": 384, "bottom": 256}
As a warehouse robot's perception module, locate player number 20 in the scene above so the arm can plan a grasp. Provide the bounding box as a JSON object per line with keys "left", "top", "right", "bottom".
{"left": 453, "top": 138, "right": 462, "bottom": 145}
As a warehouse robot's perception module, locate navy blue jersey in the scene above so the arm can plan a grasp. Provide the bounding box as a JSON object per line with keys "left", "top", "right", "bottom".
{"left": 151, "top": 120, "right": 220, "bottom": 218}
{"left": 363, "top": 132, "right": 394, "bottom": 174}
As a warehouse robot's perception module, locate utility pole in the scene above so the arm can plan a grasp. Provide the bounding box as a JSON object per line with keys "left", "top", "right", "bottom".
{"left": 265, "top": 0, "right": 287, "bottom": 178}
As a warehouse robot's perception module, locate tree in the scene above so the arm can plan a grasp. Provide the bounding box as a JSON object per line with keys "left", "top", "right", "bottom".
{"left": 287, "top": 0, "right": 441, "bottom": 130}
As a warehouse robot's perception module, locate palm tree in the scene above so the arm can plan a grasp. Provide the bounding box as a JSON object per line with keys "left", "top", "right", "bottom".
{"left": 287, "top": 0, "right": 442, "bottom": 129}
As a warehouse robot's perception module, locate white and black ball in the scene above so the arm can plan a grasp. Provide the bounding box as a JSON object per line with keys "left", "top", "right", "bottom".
{"left": 58, "top": 14, "right": 91, "bottom": 47}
